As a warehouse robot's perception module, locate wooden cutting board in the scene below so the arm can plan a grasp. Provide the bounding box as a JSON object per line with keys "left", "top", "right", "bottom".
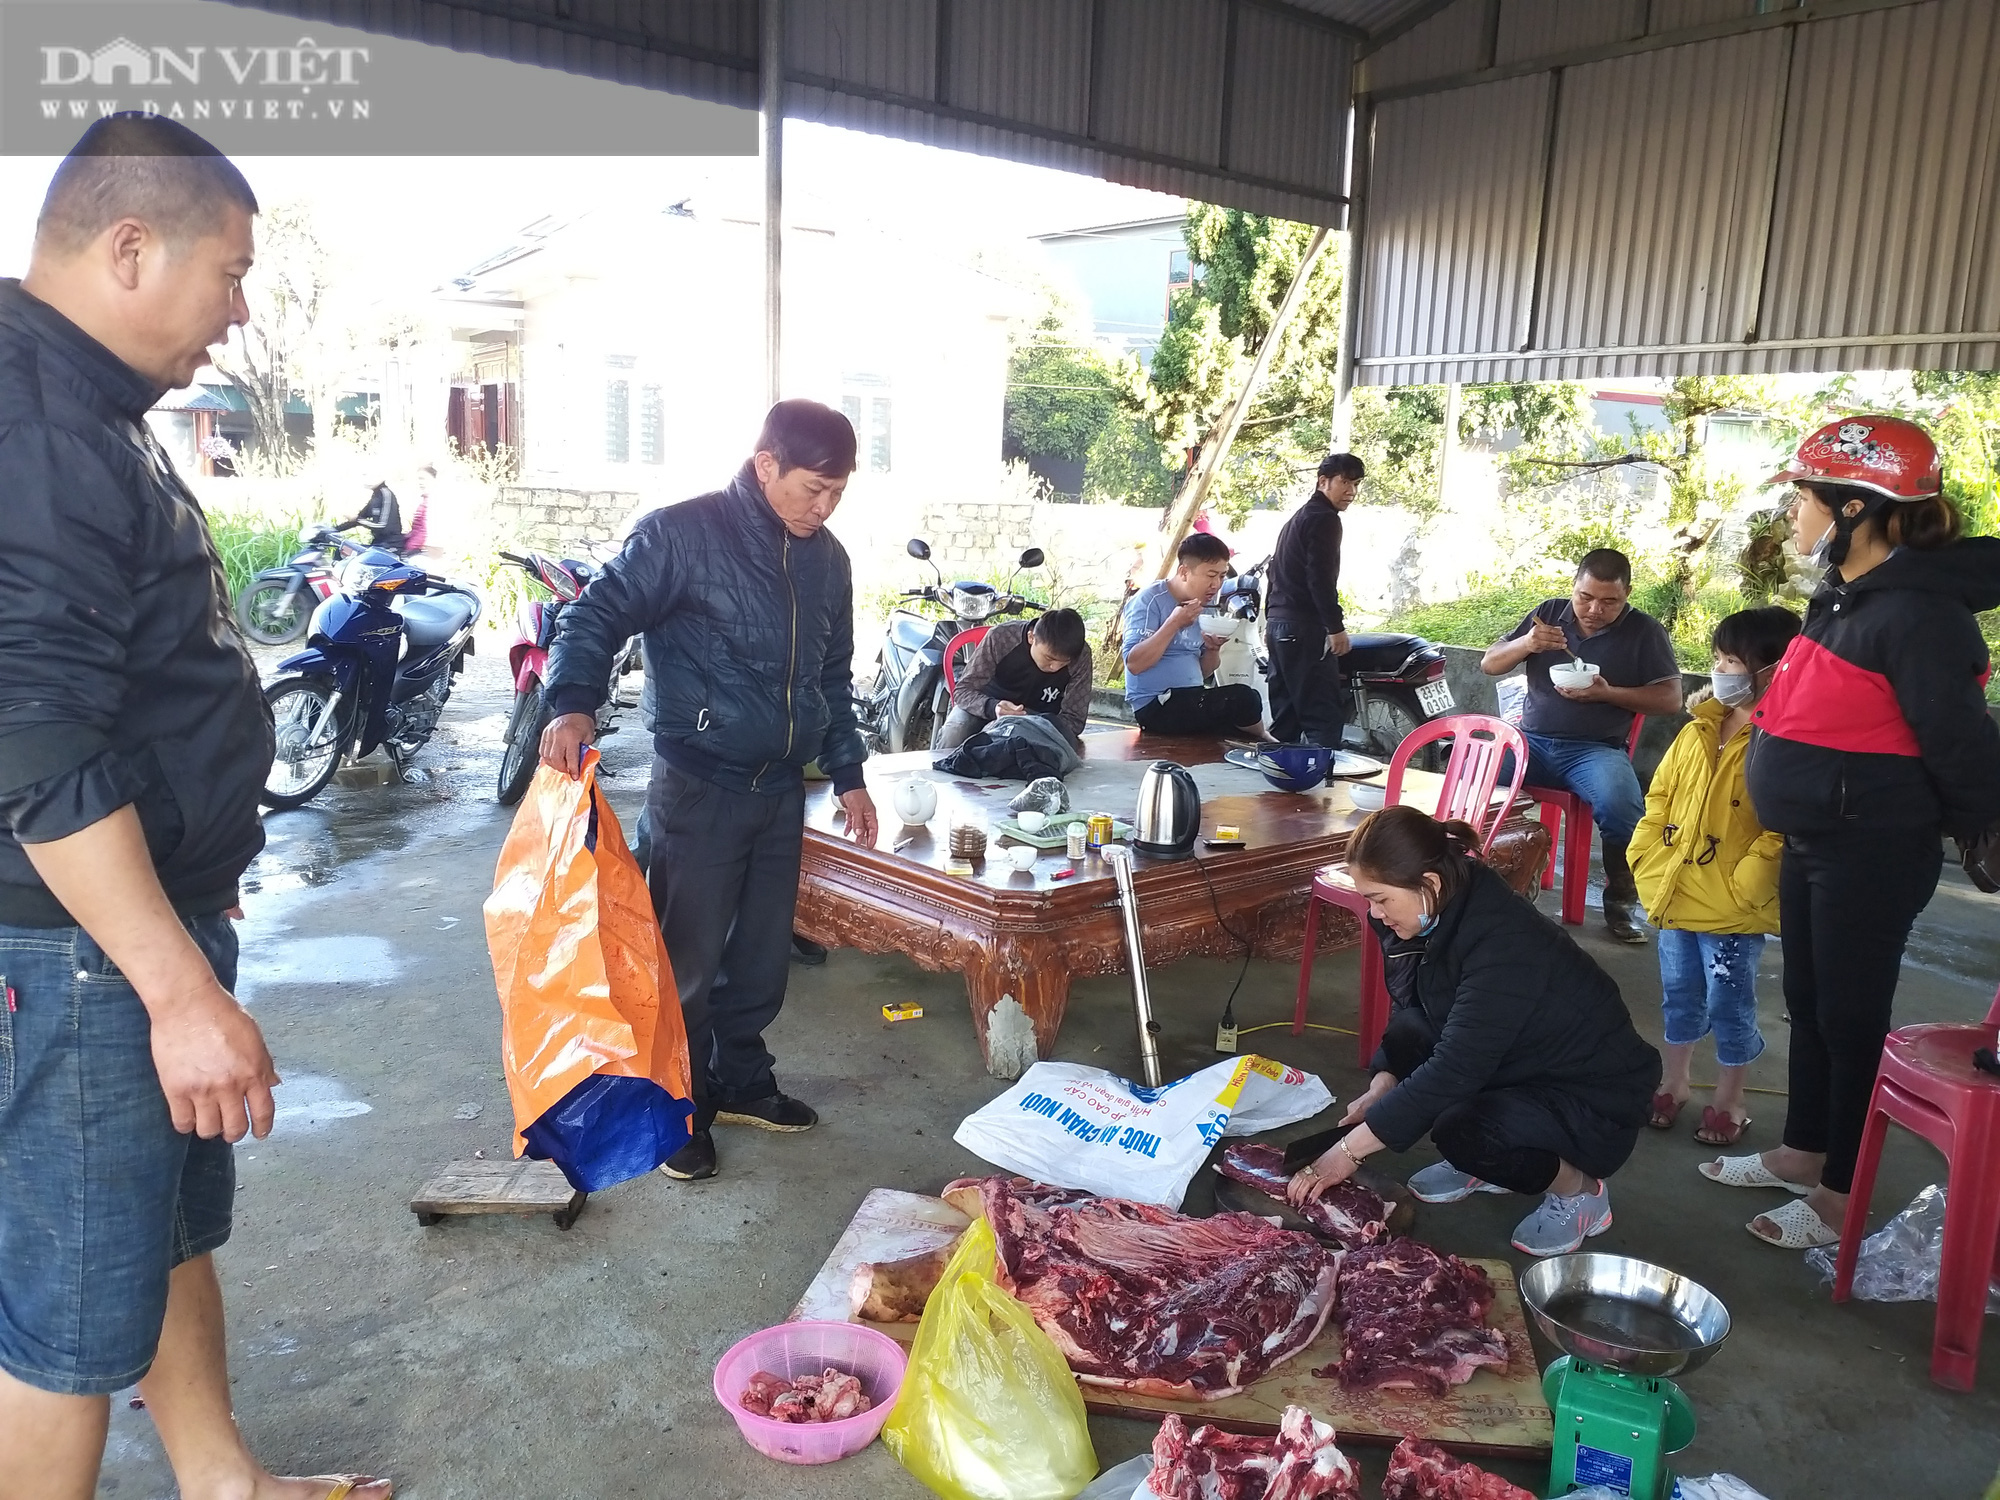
{"left": 790, "top": 1189, "right": 1552, "bottom": 1458}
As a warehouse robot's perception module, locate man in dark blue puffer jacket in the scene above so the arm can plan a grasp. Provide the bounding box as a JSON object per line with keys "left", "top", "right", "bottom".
{"left": 540, "top": 400, "right": 876, "bottom": 1182}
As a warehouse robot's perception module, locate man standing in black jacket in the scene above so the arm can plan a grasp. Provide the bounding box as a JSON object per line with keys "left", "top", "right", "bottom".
{"left": 541, "top": 401, "right": 877, "bottom": 1183}
{"left": 0, "top": 117, "right": 388, "bottom": 1500}
{"left": 1264, "top": 452, "right": 1362, "bottom": 746}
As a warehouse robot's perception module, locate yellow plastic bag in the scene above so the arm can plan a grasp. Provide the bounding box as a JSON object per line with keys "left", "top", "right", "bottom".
{"left": 882, "top": 1219, "right": 1097, "bottom": 1500}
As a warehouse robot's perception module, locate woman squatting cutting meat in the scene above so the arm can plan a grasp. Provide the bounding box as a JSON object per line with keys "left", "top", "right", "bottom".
{"left": 1286, "top": 806, "right": 1661, "bottom": 1256}
{"left": 1705, "top": 415, "right": 2000, "bottom": 1250}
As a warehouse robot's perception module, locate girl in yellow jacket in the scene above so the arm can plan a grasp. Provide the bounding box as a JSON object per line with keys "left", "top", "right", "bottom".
{"left": 1633, "top": 606, "right": 1801, "bottom": 1146}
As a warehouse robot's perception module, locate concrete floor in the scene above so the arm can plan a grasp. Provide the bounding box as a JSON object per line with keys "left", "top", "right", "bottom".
{"left": 95, "top": 652, "right": 2000, "bottom": 1499}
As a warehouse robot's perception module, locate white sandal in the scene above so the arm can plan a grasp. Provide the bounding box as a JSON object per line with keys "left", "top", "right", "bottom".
{"left": 1747, "top": 1197, "right": 1840, "bottom": 1250}
{"left": 1696, "top": 1154, "right": 1813, "bottom": 1194}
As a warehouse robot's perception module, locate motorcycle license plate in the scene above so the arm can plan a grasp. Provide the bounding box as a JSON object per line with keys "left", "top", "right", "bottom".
{"left": 1416, "top": 679, "right": 1455, "bottom": 716}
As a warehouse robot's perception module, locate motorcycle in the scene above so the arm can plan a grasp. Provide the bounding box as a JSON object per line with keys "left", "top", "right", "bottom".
{"left": 260, "top": 549, "right": 483, "bottom": 809}
{"left": 233, "top": 523, "right": 362, "bottom": 646}
{"left": 1214, "top": 557, "right": 1457, "bottom": 763}
{"left": 861, "top": 540, "right": 1046, "bottom": 753}
{"left": 494, "top": 549, "right": 642, "bottom": 805}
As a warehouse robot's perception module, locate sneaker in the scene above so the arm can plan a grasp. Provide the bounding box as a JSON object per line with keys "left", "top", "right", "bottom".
{"left": 1511, "top": 1181, "right": 1614, "bottom": 1256}
{"left": 713, "top": 1093, "right": 818, "bottom": 1132}
{"left": 790, "top": 934, "right": 829, "bottom": 966}
{"left": 1408, "top": 1162, "right": 1511, "bottom": 1204}
{"left": 659, "top": 1129, "right": 717, "bottom": 1181}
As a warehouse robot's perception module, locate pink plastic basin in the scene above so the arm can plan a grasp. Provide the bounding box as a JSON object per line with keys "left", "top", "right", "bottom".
{"left": 713, "top": 1320, "right": 908, "bottom": 1465}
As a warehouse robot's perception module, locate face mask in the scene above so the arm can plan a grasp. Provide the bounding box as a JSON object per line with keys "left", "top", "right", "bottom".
{"left": 1712, "top": 670, "right": 1756, "bottom": 708}
{"left": 1415, "top": 912, "right": 1438, "bottom": 936}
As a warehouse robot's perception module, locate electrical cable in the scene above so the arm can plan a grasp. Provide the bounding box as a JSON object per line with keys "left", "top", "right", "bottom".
{"left": 1192, "top": 856, "right": 1255, "bottom": 1042}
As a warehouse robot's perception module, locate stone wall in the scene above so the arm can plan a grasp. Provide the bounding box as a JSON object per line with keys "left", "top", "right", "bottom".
{"left": 917, "top": 500, "right": 1039, "bottom": 575}
{"left": 491, "top": 486, "right": 641, "bottom": 553}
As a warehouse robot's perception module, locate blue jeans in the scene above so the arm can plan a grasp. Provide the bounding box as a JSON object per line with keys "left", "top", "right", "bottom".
{"left": 1524, "top": 733, "right": 1646, "bottom": 843}
{"left": 1658, "top": 928, "right": 1767, "bottom": 1067}
{"left": 0, "top": 915, "right": 238, "bottom": 1395}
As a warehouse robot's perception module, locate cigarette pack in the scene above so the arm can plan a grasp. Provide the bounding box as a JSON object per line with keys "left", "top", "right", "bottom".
{"left": 881, "top": 1003, "right": 924, "bottom": 1022}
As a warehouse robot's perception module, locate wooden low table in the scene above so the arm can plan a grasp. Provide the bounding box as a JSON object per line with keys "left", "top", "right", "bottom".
{"left": 797, "top": 730, "right": 1549, "bottom": 1077}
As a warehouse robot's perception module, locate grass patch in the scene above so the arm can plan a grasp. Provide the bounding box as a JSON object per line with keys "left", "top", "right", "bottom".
{"left": 208, "top": 509, "right": 306, "bottom": 599}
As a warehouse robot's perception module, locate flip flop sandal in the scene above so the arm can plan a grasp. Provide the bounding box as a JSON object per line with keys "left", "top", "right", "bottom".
{"left": 1747, "top": 1197, "right": 1840, "bottom": 1250}
{"left": 1694, "top": 1105, "right": 1751, "bottom": 1146}
{"left": 1648, "top": 1092, "right": 1685, "bottom": 1130}
{"left": 308, "top": 1479, "right": 394, "bottom": 1500}
{"left": 1696, "top": 1153, "right": 1812, "bottom": 1193}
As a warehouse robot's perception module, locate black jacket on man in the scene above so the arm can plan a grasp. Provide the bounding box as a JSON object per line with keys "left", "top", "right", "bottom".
{"left": 1265, "top": 492, "right": 1345, "bottom": 633}
{"left": 545, "top": 463, "right": 868, "bottom": 796}
{"left": 0, "top": 280, "right": 273, "bottom": 927}
{"left": 1363, "top": 859, "right": 1660, "bottom": 1160}
{"left": 1746, "top": 537, "right": 2000, "bottom": 841}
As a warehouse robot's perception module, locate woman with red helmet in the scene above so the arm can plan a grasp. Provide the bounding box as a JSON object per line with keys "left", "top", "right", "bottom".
{"left": 1699, "top": 415, "right": 2000, "bottom": 1249}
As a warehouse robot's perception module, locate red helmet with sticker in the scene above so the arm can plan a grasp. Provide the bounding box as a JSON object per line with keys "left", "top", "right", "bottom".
{"left": 1766, "top": 415, "right": 1941, "bottom": 502}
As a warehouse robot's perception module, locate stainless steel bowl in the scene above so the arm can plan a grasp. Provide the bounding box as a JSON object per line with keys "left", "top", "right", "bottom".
{"left": 1518, "top": 1253, "right": 1731, "bottom": 1378}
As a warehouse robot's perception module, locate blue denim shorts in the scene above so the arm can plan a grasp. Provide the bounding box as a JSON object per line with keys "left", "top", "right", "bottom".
{"left": 1657, "top": 927, "right": 1767, "bottom": 1068}
{"left": 0, "top": 915, "right": 237, "bottom": 1396}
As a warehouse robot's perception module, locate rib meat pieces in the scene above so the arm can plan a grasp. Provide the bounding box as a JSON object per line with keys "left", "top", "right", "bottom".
{"left": 737, "top": 1367, "right": 871, "bottom": 1423}
{"left": 1315, "top": 1240, "right": 1509, "bottom": 1395}
{"left": 1383, "top": 1437, "right": 1537, "bottom": 1500}
{"left": 979, "top": 1176, "right": 1341, "bottom": 1400}
{"left": 1149, "top": 1406, "right": 1360, "bottom": 1500}
{"left": 1215, "top": 1143, "right": 1390, "bottom": 1248}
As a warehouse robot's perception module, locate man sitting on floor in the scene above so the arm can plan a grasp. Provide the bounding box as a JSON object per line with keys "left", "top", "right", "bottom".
{"left": 1122, "top": 533, "right": 1270, "bottom": 739}
{"left": 934, "top": 607, "right": 1093, "bottom": 751}
{"left": 1480, "top": 548, "right": 1684, "bottom": 945}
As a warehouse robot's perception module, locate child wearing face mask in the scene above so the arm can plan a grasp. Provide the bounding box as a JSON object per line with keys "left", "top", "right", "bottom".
{"left": 1631, "top": 606, "right": 1802, "bottom": 1146}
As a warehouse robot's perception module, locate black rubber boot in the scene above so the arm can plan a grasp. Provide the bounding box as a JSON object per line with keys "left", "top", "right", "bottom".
{"left": 1600, "top": 838, "right": 1648, "bottom": 945}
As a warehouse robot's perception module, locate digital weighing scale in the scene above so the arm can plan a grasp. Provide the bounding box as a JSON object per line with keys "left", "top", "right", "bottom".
{"left": 1520, "top": 1253, "right": 1732, "bottom": 1500}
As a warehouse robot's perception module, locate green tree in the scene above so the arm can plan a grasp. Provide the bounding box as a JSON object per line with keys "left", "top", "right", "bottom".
{"left": 1003, "top": 310, "right": 1124, "bottom": 466}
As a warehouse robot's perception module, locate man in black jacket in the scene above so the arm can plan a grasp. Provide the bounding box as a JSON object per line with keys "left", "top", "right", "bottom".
{"left": 541, "top": 400, "right": 877, "bottom": 1183}
{"left": 1264, "top": 452, "right": 1361, "bottom": 746}
{"left": 0, "top": 117, "right": 387, "bottom": 1500}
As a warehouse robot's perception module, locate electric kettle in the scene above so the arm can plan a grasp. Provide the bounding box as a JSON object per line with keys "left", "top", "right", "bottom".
{"left": 1133, "top": 760, "right": 1201, "bottom": 857}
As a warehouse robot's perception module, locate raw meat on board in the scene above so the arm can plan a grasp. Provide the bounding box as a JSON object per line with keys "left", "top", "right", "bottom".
{"left": 1382, "top": 1437, "right": 1537, "bottom": 1500}
{"left": 1317, "top": 1240, "right": 1509, "bottom": 1395}
{"left": 1148, "top": 1406, "right": 1360, "bottom": 1500}
{"left": 1215, "top": 1142, "right": 1390, "bottom": 1248}
{"left": 979, "top": 1176, "right": 1341, "bottom": 1400}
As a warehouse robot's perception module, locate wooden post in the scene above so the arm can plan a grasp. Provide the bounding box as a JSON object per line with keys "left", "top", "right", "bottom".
{"left": 1439, "top": 381, "right": 1461, "bottom": 510}
{"left": 1150, "top": 224, "right": 1333, "bottom": 581}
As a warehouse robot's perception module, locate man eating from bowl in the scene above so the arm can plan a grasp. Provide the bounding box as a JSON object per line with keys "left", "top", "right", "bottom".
{"left": 1480, "top": 549, "right": 1682, "bottom": 944}
{"left": 1122, "top": 533, "right": 1273, "bottom": 741}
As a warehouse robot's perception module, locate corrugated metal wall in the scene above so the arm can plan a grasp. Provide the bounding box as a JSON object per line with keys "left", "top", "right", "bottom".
{"left": 1359, "top": 0, "right": 1488, "bottom": 93}
{"left": 1494, "top": 0, "right": 1643, "bottom": 66}
{"left": 1359, "top": 75, "right": 1552, "bottom": 382}
{"left": 1756, "top": 0, "right": 2000, "bottom": 372}
{"left": 1354, "top": 0, "right": 2000, "bottom": 381}
{"left": 1533, "top": 31, "right": 1790, "bottom": 367}
{"left": 227, "top": 0, "right": 1353, "bottom": 224}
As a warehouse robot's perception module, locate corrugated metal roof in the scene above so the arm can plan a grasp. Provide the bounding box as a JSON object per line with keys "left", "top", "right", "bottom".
{"left": 228, "top": 0, "right": 1355, "bottom": 223}
{"left": 1359, "top": 74, "right": 1553, "bottom": 377}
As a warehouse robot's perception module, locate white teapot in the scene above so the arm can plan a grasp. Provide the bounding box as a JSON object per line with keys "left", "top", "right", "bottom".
{"left": 892, "top": 778, "right": 939, "bottom": 826}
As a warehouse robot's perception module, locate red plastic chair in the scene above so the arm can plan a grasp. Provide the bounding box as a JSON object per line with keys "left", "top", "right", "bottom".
{"left": 1293, "top": 714, "right": 1530, "bottom": 1068}
{"left": 1523, "top": 713, "right": 1646, "bottom": 926}
{"left": 1834, "top": 984, "right": 2000, "bottom": 1391}
{"left": 941, "top": 626, "right": 990, "bottom": 695}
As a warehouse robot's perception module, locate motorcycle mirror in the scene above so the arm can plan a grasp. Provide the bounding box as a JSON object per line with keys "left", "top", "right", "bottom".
{"left": 1019, "top": 547, "right": 1045, "bottom": 569}
{"left": 906, "top": 538, "right": 931, "bottom": 561}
